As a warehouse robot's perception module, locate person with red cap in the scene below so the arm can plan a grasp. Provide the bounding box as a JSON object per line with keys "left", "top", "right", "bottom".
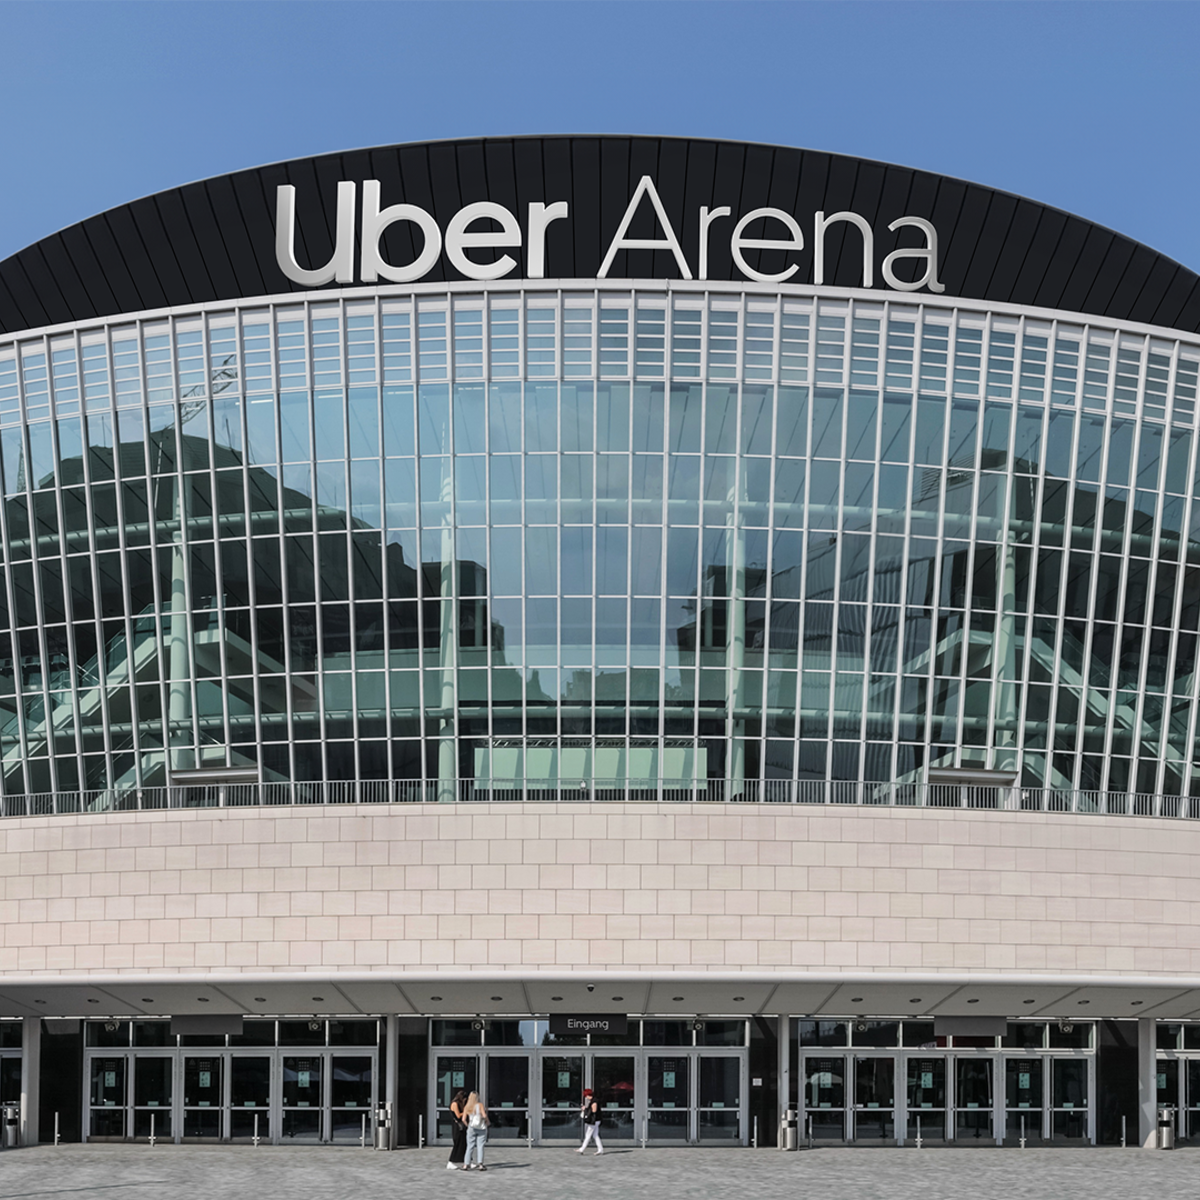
{"left": 577, "top": 1087, "right": 603, "bottom": 1155}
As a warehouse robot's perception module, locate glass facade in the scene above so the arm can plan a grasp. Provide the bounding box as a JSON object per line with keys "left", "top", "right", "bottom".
{"left": 0, "top": 287, "right": 1198, "bottom": 801}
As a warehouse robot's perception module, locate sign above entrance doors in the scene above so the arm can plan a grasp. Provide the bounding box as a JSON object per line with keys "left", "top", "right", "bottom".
{"left": 548, "top": 1014, "right": 628, "bottom": 1037}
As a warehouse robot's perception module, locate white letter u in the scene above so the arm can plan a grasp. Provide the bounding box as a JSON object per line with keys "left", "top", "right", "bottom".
{"left": 275, "top": 182, "right": 356, "bottom": 286}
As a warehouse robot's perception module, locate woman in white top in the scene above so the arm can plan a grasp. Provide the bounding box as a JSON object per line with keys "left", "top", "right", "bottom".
{"left": 463, "top": 1091, "right": 490, "bottom": 1170}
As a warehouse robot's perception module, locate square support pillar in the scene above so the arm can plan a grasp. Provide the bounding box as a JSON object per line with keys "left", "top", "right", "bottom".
{"left": 777, "top": 1015, "right": 790, "bottom": 1149}
{"left": 386, "top": 1014, "right": 399, "bottom": 1150}
{"left": 20, "top": 1017, "right": 39, "bottom": 1146}
{"left": 1138, "top": 1018, "right": 1156, "bottom": 1148}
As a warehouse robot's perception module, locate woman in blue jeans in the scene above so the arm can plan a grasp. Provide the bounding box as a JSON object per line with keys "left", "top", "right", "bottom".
{"left": 463, "top": 1092, "right": 490, "bottom": 1170}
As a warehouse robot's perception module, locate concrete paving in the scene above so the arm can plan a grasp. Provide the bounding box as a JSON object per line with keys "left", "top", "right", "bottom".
{"left": 1, "top": 1144, "right": 1195, "bottom": 1200}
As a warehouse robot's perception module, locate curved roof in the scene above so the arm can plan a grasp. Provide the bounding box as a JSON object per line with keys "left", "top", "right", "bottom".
{"left": 1, "top": 135, "right": 1199, "bottom": 337}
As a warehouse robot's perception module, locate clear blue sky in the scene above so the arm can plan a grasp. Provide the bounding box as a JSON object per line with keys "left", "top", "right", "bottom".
{"left": 2, "top": 1, "right": 1198, "bottom": 270}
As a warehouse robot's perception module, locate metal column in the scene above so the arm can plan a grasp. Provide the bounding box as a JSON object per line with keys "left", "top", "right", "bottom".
{"left": 1138, "top": 1018, "right": 1157, "bottom": 1148}
{"left": 20, "top": 1016, "right": 39, "bottom": 1145}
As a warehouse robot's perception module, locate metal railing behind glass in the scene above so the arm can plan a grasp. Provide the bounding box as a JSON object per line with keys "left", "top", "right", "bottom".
{"left": 3, "top": 780, "right": 1200, "bottom": 820}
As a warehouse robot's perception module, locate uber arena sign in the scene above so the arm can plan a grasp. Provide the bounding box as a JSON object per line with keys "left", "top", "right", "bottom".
{"left": 276, "top": 175, "right": 945, "bottom": 293}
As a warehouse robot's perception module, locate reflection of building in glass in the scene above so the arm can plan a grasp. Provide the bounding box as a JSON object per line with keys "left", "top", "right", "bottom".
{"left": 0, "top": 335, "right": 1198, "bottom": 803}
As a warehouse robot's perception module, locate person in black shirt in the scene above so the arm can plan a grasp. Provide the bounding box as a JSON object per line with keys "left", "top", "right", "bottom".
{"left": 576, "top": 1087, "right": 604, "bottom": 1155}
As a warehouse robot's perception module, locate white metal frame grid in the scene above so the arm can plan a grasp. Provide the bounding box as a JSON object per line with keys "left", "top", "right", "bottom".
{"left": 0, "top": 284, "right": 1197, "bottom": 807}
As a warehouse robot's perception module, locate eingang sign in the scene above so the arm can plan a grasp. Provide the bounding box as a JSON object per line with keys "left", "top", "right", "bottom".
{"left": 276, "top": 174, "right": 944, "bottom": 293}
{"left": 548, "top": 1013, "right": 629, "bottom": 1037}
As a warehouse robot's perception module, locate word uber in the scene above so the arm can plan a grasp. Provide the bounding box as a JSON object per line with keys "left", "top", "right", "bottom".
{"left": 275, "top": 175, "right": 945, "bottom": 293}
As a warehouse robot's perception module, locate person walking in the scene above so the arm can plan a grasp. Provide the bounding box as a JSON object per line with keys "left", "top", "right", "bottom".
{"left": 463, "top": 1091, "right": 490, "bottom": 1170}
{"left": 446, "top": 1089, "right": 468, "bottom": 1170}
{"left": 576, "top": 1087, "right": 603, "bottom": 1155}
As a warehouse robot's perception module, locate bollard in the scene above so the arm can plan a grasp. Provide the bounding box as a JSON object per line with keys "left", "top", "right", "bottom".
{"left": 752, "top": 1115, "right": 758, "bottom": 1148}
{"left": 1020, "top": 1115, "right": 1026, "bottom": 1149}
{"left": 54, "top": 1112, "right": 60, "bottom": 1147}
{"left": 641, "top": 1116, "right": 647, "bottom": 1150}
{"left": 807, "top": 1113, "right": 813, "bottom": 1151}
{"left": 1121, "top": 1115, "right": 1126, "bottom": 1149}
{"left": 915, "top": 1114, "right": 922, "bottom": 1150}
{"left": 149, "top": 1111, "right": 156, "bottom": 1147}
{"left": 253, "top": 1112, "right": 260, "bottom": 1148}
{"left": 418, "top": 1114, "right": 424, "bottom": 1149}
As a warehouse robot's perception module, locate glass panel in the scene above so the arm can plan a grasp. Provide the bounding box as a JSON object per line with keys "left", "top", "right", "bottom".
{"left": 593, "top": 1056, "right": 636, "bottom": 1142}
{"left": 283, "top": 1057, "right": 322, "bottom": 1107}
{"left": 484, "top": 1055, "right": 529, "bottom": 1140}
{"left": 435, "top": 1055, "right": 478, "bottom": 1139}
{"left": 282, "top": 1109, "right": 321, "bottom": 1143}
{"left": 854, "top": 1057, "right": 894, "bottom": 1141}
{"left": 648, "top": 1056, "right": 689, "bottom": 1142}
{"left": 134, "top": 1056, "right": 171, "bottom": 1110}
{"left": 798, "top": 1021, "right": 848, "bottom": 1048}
{"left": 230, "top": 1056, "right": 271, "bottom": 1140}
{"left": 804, "top": 1056, "right": 845, "bottom": 1140}
{"left": 906, "top": 1057, "right": 945, "bottom": 1143}
{"left": 90, "top": 1057, "right": 125, "bottom": 1108}
{"left": 133, "top": 1106, "right": 172, "bottom": 1138}
{"left": 541, "top": 1056, "right": 581, "bottom": 1108}
{"left": 328, "top": 1055, "right": 371, "bottom": 1110}
{"left": 183, "top": 1055, "right": 222, "bottom": 1138}
{"left": 1051, "top": 1058, "right": 1088, "bottom": 1141}
{"left": 0, "top": 1058, "right": 20, "bottom": 1106}
{"left": 697, "top": 1056, "right": 740, "bottom": 1142}
{"left": 1157, "top": 1057, "right": 1179, "bottom": 1105}
{"left": 955, "top": 1058, "right": 992, "bottom": 1140}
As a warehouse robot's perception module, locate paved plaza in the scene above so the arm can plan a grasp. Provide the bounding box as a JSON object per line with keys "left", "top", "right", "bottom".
{"left": 1, "top": 1144, "right": 1197, "bottom": 1200}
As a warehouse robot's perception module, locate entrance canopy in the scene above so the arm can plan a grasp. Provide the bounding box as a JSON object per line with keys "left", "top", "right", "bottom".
{"left": 5, "top": 971, "right": 1200, "bottom": 1021}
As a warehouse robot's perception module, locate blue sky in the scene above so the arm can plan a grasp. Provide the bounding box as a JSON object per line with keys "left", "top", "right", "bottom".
{"left": 2, "top": 1, "right": 1198, "bottom": 269}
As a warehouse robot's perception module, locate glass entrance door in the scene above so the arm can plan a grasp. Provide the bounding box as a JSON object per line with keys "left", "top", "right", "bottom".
{"left": 230, "top": 1056, "right": 271, "bottom": 1142}
{"left": 954, "top": 1059, "right": 992, "bottom": 1141}
{"left": 435, "top": 1055, "right": 479, "bottom": 1142}
{"left": 804, "top": 1056, "right": 846, "bottom": 1142}
{"left": 541, "top": 1055, "right": 582, "bottom": 1142}
{"left": 593, "top": 1056, "right": 636, "bottom": 1143}
{"left": 330, "top": 1056, "right": 373, "bottom": 1143}
{"left": 1051, "top": 1059, "right": 1088, "bottom": 1142}
{"left": 485, "top": 1056, "right": 529, "bottom": 1141}
{"left": 648, "top": 1056, "right": 689, "bottom": 1143}
{"left": 282, "top": 1055, "right": 323, "bottom": 1142}
{"left": 183, "top": 1056, "right": 223, "bottom": 1139}
{"left": 698, "top": 1055, "right": 740, "bottom": 1143}
{"left": 1187, "top": 1061, "right": 1200, "bottom": 1142}
{"left": 906, "top": 1056, "right": 946, "bottom": 1143}
{"left": 1005, "top": 1057, "right": 1043, "bottom": 1144}
{"left": 853, "top": 1056, "right": 895, "bottom": 1142}
{"left": 89, "top": 1055, "right": 127, "bottom": 1139}
{"left": 133, "top": 1056, "right": 172, "bottom": 1140}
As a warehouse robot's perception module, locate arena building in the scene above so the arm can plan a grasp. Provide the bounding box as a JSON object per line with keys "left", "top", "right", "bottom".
{"left": 0, "top": 136, "right": 1197, "bottom": 1150}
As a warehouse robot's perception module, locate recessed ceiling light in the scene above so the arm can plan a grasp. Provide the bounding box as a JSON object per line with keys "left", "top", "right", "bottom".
{"left": 967, "top": 998, "right": 980, "bottom": 1005}
{"left": 672, "top": 997, "right": 684, "bottom": 1002}
{"left": 551, "top": 996, "right": 563, "bottom": 1002}
{"left": 33, "top": 1000, "right": 45, "bottom": 1005}
{"left": 197, "top": 997, "right": 210, "bottom": 1003}
{"left": 430, "top": 996, "right": 442, "bottom": 1002}
{"left": 733, "top": 997, "right": 745, "bottom": 1003}
{"left": 1023, "top": 999, "right": 1036, "bottom": 1005}
{"left": 850, "top": 997, "right": 863, "bottom": 1003}
{"left": 909, "top": 998, "right": 922, "bottom": 1004}
{"left": 612, "top": 996, "right": 624, "bottom": 1002}
{"left": 1077, "top": 1000, "right": 1090, "bottom": 1006}
{"left": 254, "top": 997, "right": 267, "bottom": 1003}
{"left": 490, "top": 996, "right": 503, "bottom": 1002}
{"left": 87, "top": 999, "right": 99, "bottom": 1004}
{"left": 312, "top": 997, "right": 324, "bottom": 1002}
{"left": 1131, "top": 1001, "right": 1144, "bottom": 1006}
{"left": 141, "top": 999, "right": 154, "bottom": 1004}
